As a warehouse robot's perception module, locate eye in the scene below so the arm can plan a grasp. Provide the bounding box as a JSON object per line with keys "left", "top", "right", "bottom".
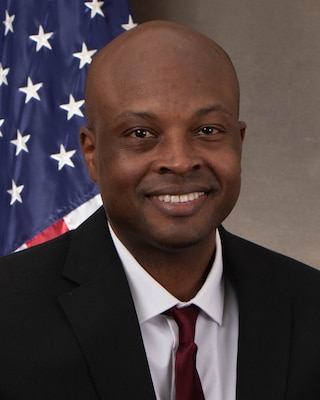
{"left": 198, "top": 126, "right": 220, "bottom": 135}
{"left": 130, "top": 129, "right": 154, "bottom": 138}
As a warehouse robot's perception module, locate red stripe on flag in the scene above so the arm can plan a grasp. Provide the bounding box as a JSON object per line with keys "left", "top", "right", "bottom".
{"left": 26, "top": 219, "right": 69, "bottom": 248}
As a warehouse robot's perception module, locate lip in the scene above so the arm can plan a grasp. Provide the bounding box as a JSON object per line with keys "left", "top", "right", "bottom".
{"left": 146, "top": 183, "right": 213, "bottom": 197}
{"left": 156, "top": 191, "right": 205, "bottom": 203}
{"left": 148, "top": 191, "right": 209, "bottom": 217}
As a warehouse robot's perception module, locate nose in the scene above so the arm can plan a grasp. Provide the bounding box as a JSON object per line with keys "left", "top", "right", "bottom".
{"left": 153, "top": 132, "right": 203, "bottom": 175}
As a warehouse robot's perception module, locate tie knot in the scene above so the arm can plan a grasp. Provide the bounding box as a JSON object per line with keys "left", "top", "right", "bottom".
{"left": 167, "top": 305, "right": 199, "bottom": 343}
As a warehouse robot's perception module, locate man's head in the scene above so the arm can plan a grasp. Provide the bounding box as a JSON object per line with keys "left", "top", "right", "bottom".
{"left": 81, "top": 20, "right": 246, "bottom": 254}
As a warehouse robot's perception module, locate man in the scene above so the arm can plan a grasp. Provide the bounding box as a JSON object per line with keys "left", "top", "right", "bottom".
{"left": 0, "top": 20, "right": 320, "bottom": 400}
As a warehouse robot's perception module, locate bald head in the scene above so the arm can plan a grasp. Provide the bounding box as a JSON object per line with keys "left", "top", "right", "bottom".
{"left": 84, "top": 20, "right": 240, "bottom": 127}
{"left": 80, "top": 20, "right": 246, "bottom": 260}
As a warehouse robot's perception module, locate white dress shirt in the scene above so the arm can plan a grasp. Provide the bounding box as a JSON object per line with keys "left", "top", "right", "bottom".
{"left": 109, "top": 225, "right": 238, "bottom": 400}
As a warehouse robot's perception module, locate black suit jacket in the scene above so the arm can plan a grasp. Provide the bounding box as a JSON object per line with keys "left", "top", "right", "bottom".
{"left": 0, "top": 207, "right": 320, "bottom": 399}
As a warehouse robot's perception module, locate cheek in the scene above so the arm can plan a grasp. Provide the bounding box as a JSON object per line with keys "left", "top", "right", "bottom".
{"left": 211, "top": 154, "right": 242, "bottom": 213}
{"left": 212, "top": 147, "right": 242, "bottom": 182}
{"left": 96, "top": 149, "right": 145, "bottom": 201}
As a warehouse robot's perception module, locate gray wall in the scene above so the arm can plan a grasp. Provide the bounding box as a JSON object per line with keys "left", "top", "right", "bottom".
{"left": 130, "top": 0, "right": 320, "bottom": 269}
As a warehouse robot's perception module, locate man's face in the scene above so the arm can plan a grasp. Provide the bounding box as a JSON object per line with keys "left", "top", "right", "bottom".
{"left": 82, "top": 44, "right": 245, "bottom": 253}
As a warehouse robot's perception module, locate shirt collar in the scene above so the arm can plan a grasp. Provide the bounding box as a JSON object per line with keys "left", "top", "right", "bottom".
{"left": 109, "top": 224, "right": 224, "bottom": 326}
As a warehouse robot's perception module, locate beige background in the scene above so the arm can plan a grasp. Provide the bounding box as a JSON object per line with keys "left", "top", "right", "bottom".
{"left": 130, "top": 0, "right": 320, "bottom": 269}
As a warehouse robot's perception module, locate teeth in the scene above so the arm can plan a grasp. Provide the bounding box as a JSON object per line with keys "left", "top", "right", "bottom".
{"left": 157, "top": 192, "right": 205, "bottom": 203}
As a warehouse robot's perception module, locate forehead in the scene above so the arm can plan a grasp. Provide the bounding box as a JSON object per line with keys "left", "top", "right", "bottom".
{"left": 96, "top": 71, "right": 238, "bottom": 126}
{"left": 87, "top": 25, "right": 239, "bottom": 121}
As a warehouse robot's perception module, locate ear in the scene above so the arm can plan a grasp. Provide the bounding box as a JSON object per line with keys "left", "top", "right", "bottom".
{"left": 80, "top": 126, "right": 98, "bottom": 182}
{"left": 238, "top": 120, "right": 246, "bottom": 143}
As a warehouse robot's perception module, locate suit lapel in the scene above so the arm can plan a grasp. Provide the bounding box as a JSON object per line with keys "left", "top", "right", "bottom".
{"left": 58, "top": 210, "right": 292, "bottom": 399}
{"left": 58, "top": 208, "right": 156, "bottom": 399}
{"left": 220, "top": 227, "right": 292, "bottom": 400}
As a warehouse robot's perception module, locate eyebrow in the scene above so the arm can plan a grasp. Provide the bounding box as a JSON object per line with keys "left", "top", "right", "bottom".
{"left": 117, "top": 111, "right": 159, "bottom": 122}
{"left": 117, "top": 104, "right": 232, "bottom": 122}
{"left": 193, "top": 104, "right": 233, "bottom": 117}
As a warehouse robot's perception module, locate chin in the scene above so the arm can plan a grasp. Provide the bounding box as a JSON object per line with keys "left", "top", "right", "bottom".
{"left": 156, "top": 238, "right": 202, "bottom": 251}
{"left": 152, "top": 228, "right": 213, "bottom": 251}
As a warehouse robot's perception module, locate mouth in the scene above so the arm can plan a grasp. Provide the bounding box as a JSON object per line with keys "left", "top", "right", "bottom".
{"left": 156, "top": 191, "right": 205, "bottom": 204}
{"left": 148, "top": 190, "right": 208, "bottom": 218}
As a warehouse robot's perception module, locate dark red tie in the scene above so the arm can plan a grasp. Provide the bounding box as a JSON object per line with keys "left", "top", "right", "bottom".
{"left": 168, "top": 305, "right": 205, "bottom": 400}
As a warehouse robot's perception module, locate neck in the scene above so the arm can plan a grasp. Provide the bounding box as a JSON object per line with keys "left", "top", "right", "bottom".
{"left": 120, "top": 233, "right": 216, "bottom": 302}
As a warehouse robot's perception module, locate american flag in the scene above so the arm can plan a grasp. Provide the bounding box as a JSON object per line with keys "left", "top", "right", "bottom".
{"left": 0, "top": 0, "right": 137, "bottom": 256}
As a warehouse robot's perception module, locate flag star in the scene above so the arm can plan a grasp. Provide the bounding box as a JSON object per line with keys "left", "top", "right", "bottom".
{"left": 3, "top": 10, "right": 15, "bottom": 35}
{"left": 29, "top": 25, "right": 54, "bottom": 52}
{"left": 60, "top": 94, "right": 84, "bottom": 120}
{"left": 50, "top": 144, "right": 76, "bottom": 170}
{"left": 121, "top": 15, "right": 137, "bottom": 31}
{"left": 19, "top": 77, "right": 43, "bottom": 103}
{"left": 10, "top": 129, "right": 31, "bottom": 155}
{"left": 0, "top": 63, "right": 10, "bottom": 86}
{"left": 85, "top": 0, "right": 104, "bottom": 18}
{"left": 7, "top": 180, "right": 24, "bottom": 205}
{"left": 0, "top": 119, "right": 4, "bottom": 137}
{"left": 73, "top": 42, "right": 97, "bottom": 69}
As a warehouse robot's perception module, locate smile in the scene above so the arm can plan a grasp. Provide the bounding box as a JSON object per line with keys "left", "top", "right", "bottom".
{"left": 156, "top": 192, "right": 205, "bottom": 203}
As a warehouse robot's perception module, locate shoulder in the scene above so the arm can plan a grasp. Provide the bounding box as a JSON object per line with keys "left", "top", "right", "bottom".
{"left": 0, "top": 231, "right": 72, "bottom": 293}
{"left": 0, "top": 207, "right": 108, "bottom": 292}
{"left": 219, "top": 226, "right": 320, "bottom": 293}
{"left": 0, "top": 207, "right": 106, "bottom": 275}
